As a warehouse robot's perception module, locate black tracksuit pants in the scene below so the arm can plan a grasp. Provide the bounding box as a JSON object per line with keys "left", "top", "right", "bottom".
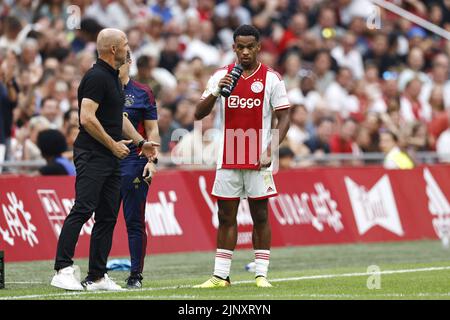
{"left": 54, "top": 147, "right": 121, "bottom": 281}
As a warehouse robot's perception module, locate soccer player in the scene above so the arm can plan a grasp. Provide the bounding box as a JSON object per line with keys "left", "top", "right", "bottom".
{"left": 118, "top": 52, "right": 159, "bottom": 289}
{"left": 194, "top": 25, "right": 290, "bottom": 288}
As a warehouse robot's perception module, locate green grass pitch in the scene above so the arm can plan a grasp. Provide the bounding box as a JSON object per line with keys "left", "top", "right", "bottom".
{"left": 1, "top": 240, "right": 450, "bottom": 300}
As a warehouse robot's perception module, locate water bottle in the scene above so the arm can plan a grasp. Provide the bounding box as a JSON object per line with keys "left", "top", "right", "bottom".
{"left": 220, "top": 64, "right": 244, "bottom": 98}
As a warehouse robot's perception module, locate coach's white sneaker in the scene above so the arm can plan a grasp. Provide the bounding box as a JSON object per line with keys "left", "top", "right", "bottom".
{"left": 51, "top": 266, "right": 84, "bottom": 291}
{"left": 82, "top": 273, "right": 126, "bottom": 291}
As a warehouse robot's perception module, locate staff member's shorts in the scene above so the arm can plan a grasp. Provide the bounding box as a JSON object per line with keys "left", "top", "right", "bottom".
{"left": 211, "top": 168, "right": 278, "bottom": 200}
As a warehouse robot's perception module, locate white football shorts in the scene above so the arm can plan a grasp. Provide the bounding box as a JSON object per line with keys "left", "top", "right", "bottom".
{"left": 211, "top": 168, "right": 278, "bottom": 200}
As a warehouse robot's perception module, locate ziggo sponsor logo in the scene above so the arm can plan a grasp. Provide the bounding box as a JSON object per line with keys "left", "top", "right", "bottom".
{"left": 228, "top": 95, "right": 261, "bottom": 109}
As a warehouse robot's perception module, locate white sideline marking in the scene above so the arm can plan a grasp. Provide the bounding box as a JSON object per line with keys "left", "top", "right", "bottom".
{"left": 6, "top": 282, "right": 44, "bottom": 284}
{"left": 1, "top": 266, "right": 450, "bottom": 300}
{"left": 232, "top": 266, "right": 450, "bottom": 284}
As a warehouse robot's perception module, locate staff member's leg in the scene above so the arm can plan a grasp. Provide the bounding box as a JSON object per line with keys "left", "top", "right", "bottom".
{"left": 80, "top": 158, "right": 124, "bottom": 291}
{"left": 86, "top": 164, "right": 121, "bottom": 281}
{"left": 52, "top": 148, "right": 109, "bottom": 290}
{"left": 121, "top": 163, "right": 149, "bottom": 288}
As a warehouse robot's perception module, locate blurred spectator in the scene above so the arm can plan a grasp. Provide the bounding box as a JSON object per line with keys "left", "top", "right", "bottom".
{"left": 174, "top": 98, "right": 196, "bottom": 131}
{"left": 62, "top": 108, "right": 79, "bottom": 133}
{"left": 85, "top": 0, "right": 131, "bottom": 30}
{"left": 406, "top": 122, "right": 430, "bottom": 155}
{"left": 363, "top": 112, "right": 382, "bottom": 152}
{"left": 324, "top": 67, "right": 359, "bottom": 118}
{"left": 282, "top": 52, "right": 301, "bottom": 91}
{"left": 196, "top": 0, "right": 215, "bottom": 21}
{"left": 288, "top": 70, "right": 323, "bottom": 113}
{"left": 338, "top": 0, "right": 375, "bottom": 27}
{"left": 331, "top": 32, "right": 364, "bottom": 80}
{"left": 363, "top": 33, "right": 400, "bottom": 77}
{"left": 0, "top": 50, "right": 18, "bottom": 145}
{"left": 379, "top": 130, "right": 414, "bottom": 169}
{"left": 420, "top": 53, "right": 450, "bottom": 110}
{"left": 158, "top": 105, "right": 180, "bottom": 155}
{"left": 355, "top": 125, "right": 372, "bottom": 154}
{"left": 329, "top": 117, "right": 360, "bottom": 154}
{"left": 36, "top": 128, "right": 75, "bottom": 176}
{"left": 70, "top": 17, "right": 103, "bottom": 53}
{"left": 140, "top": 15, "right": 165, "bottom": 59}
{"left": 0, "top": 16, "right": 25, "bottom": 53}
{"left": 34, "top": 0, "right": 68, "bottom": 24}
{"left": 397, "top": 47, "right": 430, "bottom": 91}
{"left": 158, "top": 33, "right": 182, "bottom": 73}
{"left": 436, "top": 115, "right": 450, "bottom": 162}
{"left": 374, "top": 70, "right": 401, "bottom": 114}
{"left": 277, "top": 12, "right": 308, "bottom": 55}
{"left": 286, "top": 104, "right": 310, "bottom": 155}
{"left": 363, "top": 63, "right": 384, "bottom": 113}
{"left": 278, "top": 146, "right": 295, "bottom": 170}
{"left": 10, "top": 0, "right": 34, "bottom": 25}
{"left": 427, "top": 85, "right": 446, "bottom": 115}
{"left": 313, "top": 49, "right": 335, "bottom": 94}
{"left": 183, "top": 20, "right": 221, "bottom": 66}
{"left": 172, "top": 110, "right": 219, "bottom": 166}
{"left": 298, "top": 31, "right": 320, "bottom": 69}
{"left": 428, "top": 109, "right": 450, "bottom": 149}
{"left": 214, "top": 0, "right": 251, "bottom": 26}
{"left": 9, "top": 115, "right": 50, "bottom": 164}
{"left": 40, "top": 97, "right": 63, "bottom": 129}
{"left": 62, "top": 124, "right": 79, "bottom": 162}
{"left": 172, "top": 0, "right": 199, "bottom": 28}
{"left": 135, "top": 55, "right": 162, "bottom": 98}
{"left": 309, "top": 6, "right": 345, "bottom": 40}
{"left": 304, "top": 116, "right": 334, "bottom": 155}
{"left": 400, "top": 77, "right": 431, "bottom": 124}
{"left": 150, "top": 0, "right": 174, "bottom": 24}
{"left": 53, "top": 80, "right": 70, "bottom": 113}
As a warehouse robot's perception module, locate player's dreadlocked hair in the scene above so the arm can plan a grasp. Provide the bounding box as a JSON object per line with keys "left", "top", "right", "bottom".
{"left": 233, "top": 25, "right": 260, "bottom": 42}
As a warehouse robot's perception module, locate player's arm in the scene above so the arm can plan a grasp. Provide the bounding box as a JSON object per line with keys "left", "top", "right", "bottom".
{"left": 259, "top": 108, "right": 291, "bottom": 168}
{"left": 271, "top": 79, "right": 291, "bottom": 145}
{"left": 195, "top": 74, "right": 233, "bottom": 120}
{"left": 260, "top": 79, "right": 291, "bottom": 168}
{"left": 80, "top": 98, "right": 131, "bottom": 159}
{"left": 274, "top": 108, "right": 290, "bottom": 144}
{"left": 142, "top": 119, "right": 159, "bottom": 183}
{"left": 122, "top": 115, "right": 160, "bottom": 161}
{"left": 122, "top": 115, "right": 144, "bottom": 145}
{"left": 144, "top": 119, "right": 160, "bottom": 155}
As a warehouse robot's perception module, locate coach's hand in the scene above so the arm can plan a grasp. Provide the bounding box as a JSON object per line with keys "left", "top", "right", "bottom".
{"left": 139, "top": 141, "right": 160, "bottom": 161}
{"left": 112, "top": 139, "right": 132, "bottom": 159}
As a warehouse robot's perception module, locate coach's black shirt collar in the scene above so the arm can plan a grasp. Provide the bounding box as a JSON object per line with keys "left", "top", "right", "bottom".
{"left": 96, "top": 58, "right": 119, "bottom": 76}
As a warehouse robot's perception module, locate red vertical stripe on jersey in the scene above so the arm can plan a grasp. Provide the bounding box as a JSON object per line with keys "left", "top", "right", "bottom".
{"left": 222, "top": 63, "right": 267, "bottom": 170}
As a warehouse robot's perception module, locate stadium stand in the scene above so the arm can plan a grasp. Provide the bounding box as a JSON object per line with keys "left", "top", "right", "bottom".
{"left": 0, "top": 0, "right": 450, "bottom": 173}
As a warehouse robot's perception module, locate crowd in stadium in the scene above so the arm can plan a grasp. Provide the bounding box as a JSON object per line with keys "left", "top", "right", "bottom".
{"left": 1, "top": 0, "right": 450, "bottom": 174}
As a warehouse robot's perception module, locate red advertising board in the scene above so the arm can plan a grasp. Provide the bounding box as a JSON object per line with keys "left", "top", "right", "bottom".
{"left": 0, "top": 165, "right": 449, "bottom": 262}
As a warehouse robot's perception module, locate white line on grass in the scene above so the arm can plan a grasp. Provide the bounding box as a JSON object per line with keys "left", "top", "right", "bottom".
{"left": 143, "top": 293, "right": 450, "bottom": 299}
{"left": 232, "top": 265, "right": 450, "bottom": 284}
{"left": 2, "top": 265, "right": 450, "bottom": 300}
{"left": 5, "top": 281, "right": 45, "bottom": 284}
